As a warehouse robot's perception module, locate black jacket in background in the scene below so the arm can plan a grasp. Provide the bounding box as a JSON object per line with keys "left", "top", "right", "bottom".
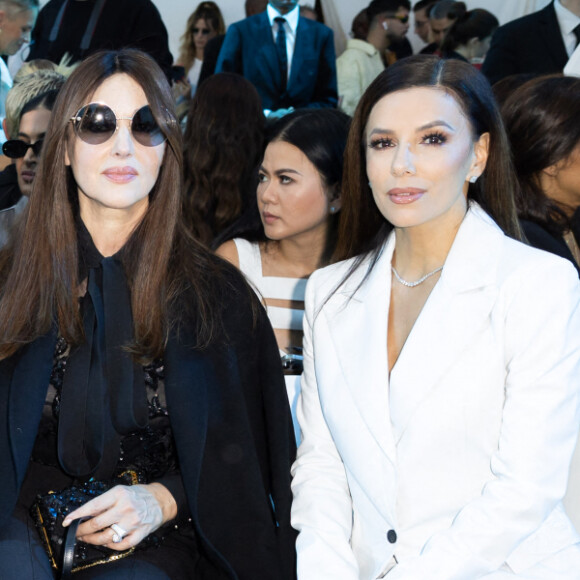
{"left": 482, "top": 1, "right": 568, "bottom": 85}
{"left": 28, "top": 0, "right": 173, "bottom": 80}
{"left": 521, "top": 217, "right": 580, "bottom": 277}
{"left": 0, "top": 164, "right": 21, "bottom": 211}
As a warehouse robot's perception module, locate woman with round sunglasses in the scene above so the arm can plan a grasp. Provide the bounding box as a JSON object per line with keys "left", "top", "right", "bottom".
{"left": 0, "top": 49, "right": 296, "bottom": 579}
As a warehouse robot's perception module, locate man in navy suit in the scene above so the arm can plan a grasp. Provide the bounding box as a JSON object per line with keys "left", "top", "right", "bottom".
{"left": 482, "top": 0, "right": 580, "bottom": 85}
{"left": 216, "top": 0, "right": 338, "bottom": 118}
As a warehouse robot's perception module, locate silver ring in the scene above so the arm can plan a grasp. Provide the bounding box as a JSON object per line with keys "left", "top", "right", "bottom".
{"left": 110, "top": 523, "right": 128, "bottom": 543}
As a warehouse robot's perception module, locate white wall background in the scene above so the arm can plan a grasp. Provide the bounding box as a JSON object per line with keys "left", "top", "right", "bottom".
{"left": 38, "top": 0, "right": 552, "bottom": 62}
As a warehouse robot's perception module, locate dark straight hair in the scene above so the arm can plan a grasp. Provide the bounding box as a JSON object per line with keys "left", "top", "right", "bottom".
{"left": 0, "top": 49, "right": 232, "bottom": 361}
{"left": 215, "top": 108, "right": 351, "bottom": 267}
{"left": 335, "top": 55, "right": 522, "bottom": 268}
{"left": 441, "top": 8, "right": 498, "bottom": 53}
{"left": 501, "top": 74, "right": 580, "bottom": 236}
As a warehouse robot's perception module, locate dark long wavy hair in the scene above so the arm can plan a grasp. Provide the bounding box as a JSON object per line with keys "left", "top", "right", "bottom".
{"left": 501, "top": 75, "right": 580, "bottom": 237}
{"left": 335, "top": 55, "right": 522, "bottom": 269}
{"left": 183, "top": 72, "right": 265, "bottom": 246}
{"left": 215, "top": 108, "right": 351, "bottom": 267}
{"left": 0, "top": 49, "right": 232, "bottom": 361}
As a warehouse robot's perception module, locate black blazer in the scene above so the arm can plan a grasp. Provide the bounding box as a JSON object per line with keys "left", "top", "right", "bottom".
{"left": 521, "top": 219, "right": 580, "bottom": 277}
{"left": 28, "top": 0, "right": 173, "bottom": 80}
{"left": 482, "top": 1, "right": 569, "bottom": 85}
{"left": 216, "top": 11, "right": 338, "bottom": 111}
{"left": 0, "top": 266, "right": 296, "bottom": 579}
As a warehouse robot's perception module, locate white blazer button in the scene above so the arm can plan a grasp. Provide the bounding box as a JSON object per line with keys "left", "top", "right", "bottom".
{"left": 387, "top": 529, "right": 397, "bottom": 543}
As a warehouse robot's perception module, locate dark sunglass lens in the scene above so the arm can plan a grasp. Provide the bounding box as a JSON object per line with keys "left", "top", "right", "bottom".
{"left": 401, "top": 15, "right": 409, "bottom": 23}
{"left": 132, "top": 106, "right": 165, "bottom": 147}
{"left": 2, "top": 140, "right": 27, "bottom": 158}
{"left": 32, "top": 140, "right": 44, "bottom": 156}
{"left": 76, "top": 104, "right": 116, "bottom": 144}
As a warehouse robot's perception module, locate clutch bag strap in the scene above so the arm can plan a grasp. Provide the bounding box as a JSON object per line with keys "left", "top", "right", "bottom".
{"left": 61, "top": 518, "right": 86, "bottom": 579}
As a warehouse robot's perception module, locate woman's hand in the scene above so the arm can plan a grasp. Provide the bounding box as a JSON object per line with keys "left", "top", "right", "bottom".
{"left": 62, "top": 483, "right": 178, "bottom": 551}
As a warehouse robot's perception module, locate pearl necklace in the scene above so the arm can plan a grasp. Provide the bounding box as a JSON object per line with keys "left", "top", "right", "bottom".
{"left": 391, "top": 265, "right": 443, "bottom": 288}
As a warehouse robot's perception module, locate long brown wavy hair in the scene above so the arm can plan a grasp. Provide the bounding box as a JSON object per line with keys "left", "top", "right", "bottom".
{"left": 0, "top": 49, "right": 231, "bottom": 361}
{"left": 335, "top": 55, "right": 522, "bottom": 267}
{"left": 183, "top": 73, "right": 265, "bottom": 246}
{"left": 177, "top": 1, "right": 225, "bottom": 70}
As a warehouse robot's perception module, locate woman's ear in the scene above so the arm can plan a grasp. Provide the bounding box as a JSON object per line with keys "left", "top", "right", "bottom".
{"left": 466, "top": 37, "right": 480, "bottom": 59}
{"left": 65, "top": 145, "right": 71, "bottom": 167}
{"left": 468, "top": 132, "right": 490, "bottom": 182}
{"left": 328, "top": 184, "right": 342, "bottom": 213}
{"left": 542, "top": 162, "right": 560, "bottom": 178}
{"left": 329, "top": 198, "right": 342, "bottom": 213}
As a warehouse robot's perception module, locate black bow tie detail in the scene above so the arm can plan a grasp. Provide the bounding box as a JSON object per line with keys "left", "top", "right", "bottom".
{"left": 57, "top": 230, "right": 148, "bottom": 479}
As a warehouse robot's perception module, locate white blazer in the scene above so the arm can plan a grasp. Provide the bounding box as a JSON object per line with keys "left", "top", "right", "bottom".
{"left": 291, "top": 204, "right": 580, "bottom": 580}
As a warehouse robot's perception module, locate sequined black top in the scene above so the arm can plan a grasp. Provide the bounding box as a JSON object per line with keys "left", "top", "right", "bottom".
{"left": 20, "top": 336, "right": 188, "bottom": 519}
{"left": 34, "top": 336, "right": 177, "bottom": 475}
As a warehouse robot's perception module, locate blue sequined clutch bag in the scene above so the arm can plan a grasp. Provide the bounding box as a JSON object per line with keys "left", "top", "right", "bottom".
{"left": 31, "top": 470, "right": 144, "bottom": 577}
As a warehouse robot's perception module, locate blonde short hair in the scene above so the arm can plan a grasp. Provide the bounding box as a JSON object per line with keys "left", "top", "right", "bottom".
{"left": 5, "top": 69, "right": 65, "bottom": 138}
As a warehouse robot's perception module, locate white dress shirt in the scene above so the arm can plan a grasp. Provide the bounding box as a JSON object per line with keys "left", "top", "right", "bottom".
{"left": 266, "top": 3, "right": 299, "bottom": 80}
{"left": 555, "top": 0, "right": 580, "bottom": 57}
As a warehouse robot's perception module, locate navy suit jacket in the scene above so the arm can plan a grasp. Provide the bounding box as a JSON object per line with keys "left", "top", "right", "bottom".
{"left": 216, "top": 12, "right": 337, "bottom": 111}
{"left": 482, "top": 1, "right": 569, "bottom": 85}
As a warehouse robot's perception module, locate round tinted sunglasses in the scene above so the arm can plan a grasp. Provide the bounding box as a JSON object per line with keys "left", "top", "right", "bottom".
{"left": 2, "top": 139, "right": 43, "bottom": 159}
{"left": 69, "top": 103, "right": 166, "bottom": 147}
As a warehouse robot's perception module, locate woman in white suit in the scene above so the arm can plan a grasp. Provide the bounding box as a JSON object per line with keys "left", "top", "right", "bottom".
{"left": 291, "top": 55, "right": 580, "bottom": 579}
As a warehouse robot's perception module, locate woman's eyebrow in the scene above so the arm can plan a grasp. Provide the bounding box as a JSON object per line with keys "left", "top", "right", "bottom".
{"left": 417, "top": 120, "right": 455, "bottom": 131}
{"left": 368, "top": 120, "right": 455, "bottom": 137}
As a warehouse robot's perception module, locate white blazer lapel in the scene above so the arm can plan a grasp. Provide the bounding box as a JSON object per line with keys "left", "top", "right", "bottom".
{"left": 390, "top": 205, "right": 503, "bottom": 439}
{"left": 323, "top": 234, "right": 397, "bottom": 463}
